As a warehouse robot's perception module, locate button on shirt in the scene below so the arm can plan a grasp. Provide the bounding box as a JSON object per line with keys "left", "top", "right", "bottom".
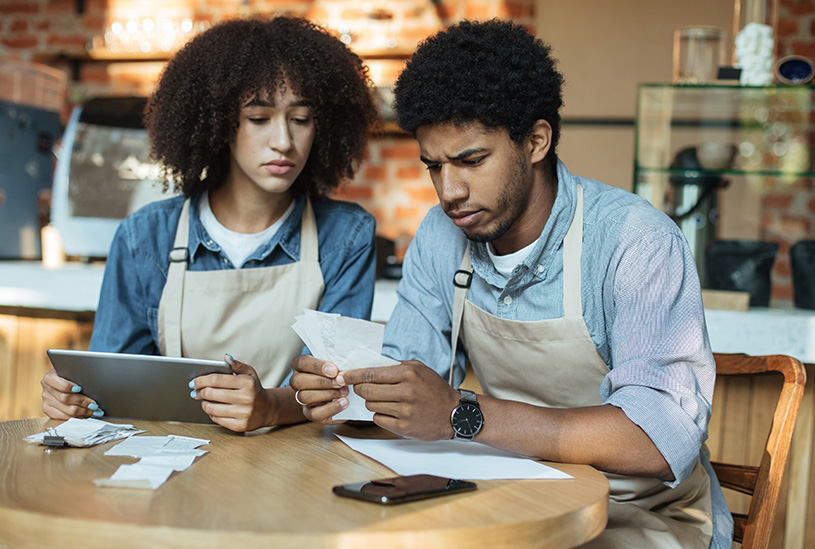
{"left": 90, "top": 193, "right": 376, "bottom": 357}
{"left": 382, "top": 161, "right": 731, "bottom": 548}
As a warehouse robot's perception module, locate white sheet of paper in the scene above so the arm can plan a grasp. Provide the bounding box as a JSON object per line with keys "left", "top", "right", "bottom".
{"left": 335, "top": 435, "right": 573, "bottom": 480}
{"left": 95, "top": 462, "right": 174, "bottom": 490}
{"left": 333, "top": 347, "right": 400, "bottom": 421}
{"left": 25, "top": 417, "right": 144, "bottom": 447}
{"left": 105, "top": 435, "right": 209, "bottom": 457}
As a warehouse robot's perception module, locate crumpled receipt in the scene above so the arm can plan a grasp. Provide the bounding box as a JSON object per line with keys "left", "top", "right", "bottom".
{"left": 291, "top": 309, "right": 399, "bottom": 421}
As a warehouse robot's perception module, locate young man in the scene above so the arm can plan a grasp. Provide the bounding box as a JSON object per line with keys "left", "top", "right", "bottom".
{"left": 292, "top": 19, "right": 732, "bottom": 547}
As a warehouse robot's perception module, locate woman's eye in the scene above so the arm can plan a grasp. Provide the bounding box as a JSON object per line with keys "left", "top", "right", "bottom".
{"left": 292, "top": 117, "right": 312, "bottom": 125}
{"left": 248, "top": 117, "right": 268, "bottom": 124}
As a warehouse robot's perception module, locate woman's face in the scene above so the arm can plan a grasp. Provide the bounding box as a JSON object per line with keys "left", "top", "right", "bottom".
{"left": 227, "top": 86, "right": 316, "bottom": 197}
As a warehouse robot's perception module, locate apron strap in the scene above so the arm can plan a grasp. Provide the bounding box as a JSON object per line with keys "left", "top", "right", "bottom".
{"left": 159, "top": 198, "right": 192, "bottom": 357}
{"left": 449, "top": 247, "right": 473, "bottom": 386}
{"left": 562, "top": 184, "right": 584, "bottom": 317}
{"left": 299, "top": 197, "right": 318, "bottom": 262}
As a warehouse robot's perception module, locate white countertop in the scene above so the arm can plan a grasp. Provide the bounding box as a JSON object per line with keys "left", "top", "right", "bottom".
{"left": 2, "top": 261, "right": 813, "bottom": 363}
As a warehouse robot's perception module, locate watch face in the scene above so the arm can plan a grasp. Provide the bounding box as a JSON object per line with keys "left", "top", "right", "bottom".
{"left": 451, "top": 403, "right": 483, "bottom": 438}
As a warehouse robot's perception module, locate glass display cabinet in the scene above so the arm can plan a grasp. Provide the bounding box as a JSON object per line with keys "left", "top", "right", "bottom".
{"left": 633, "top": 84, "right": 815, "bottom": 284}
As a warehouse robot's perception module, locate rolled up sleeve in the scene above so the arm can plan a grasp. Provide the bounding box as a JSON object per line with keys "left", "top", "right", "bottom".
{"left": 602, "top": 227, "right": 715, "bottom": 487}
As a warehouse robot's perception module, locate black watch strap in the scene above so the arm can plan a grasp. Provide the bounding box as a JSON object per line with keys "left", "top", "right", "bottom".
{"left": 459, "top": 389, "right": 478, "bottom": 405}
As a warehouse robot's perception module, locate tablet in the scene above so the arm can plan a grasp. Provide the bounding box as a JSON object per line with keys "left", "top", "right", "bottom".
{"left": 47, "top": 349, "right": 232, "bottom": 424}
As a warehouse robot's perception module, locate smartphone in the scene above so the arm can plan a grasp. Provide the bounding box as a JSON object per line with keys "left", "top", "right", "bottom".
{"left": 332, "top": 474, "right": 477, "bottom": 505}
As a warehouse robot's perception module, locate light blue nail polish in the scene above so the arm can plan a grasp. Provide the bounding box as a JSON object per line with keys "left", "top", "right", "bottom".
{"left": 188, "top": 380, "right": 195, "bottom": 389}
{"left": 88, "top": 403, "right": 99, "bottom": 411}
{"left": 190, "top": 390, "right": 197, "bottom": 398}
{"left": 92, "top": 410, "right": 104, "bottom": 417}
{"left": 71, "top": 385, "right": 82, "bottom": 393}
{"left": 226, "top": 353, "right": 234, "bottom": 362}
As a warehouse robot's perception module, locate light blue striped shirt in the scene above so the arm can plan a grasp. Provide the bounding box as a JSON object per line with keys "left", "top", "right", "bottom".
{"left": 383, "top": 160, "right": 732, "bottom": 548}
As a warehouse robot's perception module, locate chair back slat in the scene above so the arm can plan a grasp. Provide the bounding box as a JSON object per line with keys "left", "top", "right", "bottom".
{"left": 712, "top": 353, "right": 806, "bottom": 549}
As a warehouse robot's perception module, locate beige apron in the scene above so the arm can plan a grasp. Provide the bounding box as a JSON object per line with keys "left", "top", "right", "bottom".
{"left": 158, "top": 197, "right": 324, "bottom": 389}
{"left": 450, "top": 184, "right": 713, "bottom": 548}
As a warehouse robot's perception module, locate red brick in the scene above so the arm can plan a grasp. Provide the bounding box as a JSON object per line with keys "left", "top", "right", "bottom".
{"left": 381, "top": 142, "right": 419, "bottom": 159}
{"left": 780, "top": 214, "right": 812, "bottom": 235}
{"left": 82, "top": 14, "right": 107, "bottom": 31}
{"left": 772, "top": 283, "right": 794, "bottom": 301}
{"left": 47, "top": 35, "right": 88, "bottom": 48}
{"left": 333, "top": 185, "right": 374, "bottom": 201}
{"left": 504, "top": 1, "right": 534, "bottom": 18}
{"left": 9, "top": 19, "right": 28, "bottom": 32}
{"left": 364, "top": 166, "right": 387, "bottom": 181}
{"left": 395, "top": 205, "right": 421, "bottom": 220}
{"left": 792, "top": 41, "right": 815, "bottom": 58}
{"left": 35, "top": 20, "right": 51, "bottom": 31}
{"left": 775, "top": 257, "right": 792, "bottom": 277}
{"left": 396, "top": 166, "right": 423, "bottom": 179}
{"left": 808, "top": 197, "right": 815, "bottom": 213}
{"left": 780, "top": 0, "right": 815, "bottom": 15}
{"left": 0, "top": 3, "right": 39, "bottom": 14}
{"left": 1, "top": 35, "right": 38, "bottom": 48}
{"left": 776, "top": 17, "right": 799, "bottom": 37}
{"left": 763, "top": 193, "right": 795, "bottom": 209}
{"left": 43, "top": 0, "right": 74, "bottom": 14}
{"left": 405, "top": 186, "right": 439, "bottom": 203}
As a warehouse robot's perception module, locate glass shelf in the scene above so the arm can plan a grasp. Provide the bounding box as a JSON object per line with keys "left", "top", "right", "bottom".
{"left": 633, "top": 84, "right": 814, "bottom": 287}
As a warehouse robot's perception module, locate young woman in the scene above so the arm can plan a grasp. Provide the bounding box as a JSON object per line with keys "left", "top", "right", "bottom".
{"left": 41, "top": 16, "right": 379, "bottom": 432}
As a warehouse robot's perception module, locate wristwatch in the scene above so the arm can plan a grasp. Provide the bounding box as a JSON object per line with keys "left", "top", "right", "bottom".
{"left": 450, "top": 389, "right": 484, "bottom": 440}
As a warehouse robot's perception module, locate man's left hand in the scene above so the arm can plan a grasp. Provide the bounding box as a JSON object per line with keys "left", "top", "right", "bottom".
{"left": 342, "top": 361, "right": 460, "bottom": 441}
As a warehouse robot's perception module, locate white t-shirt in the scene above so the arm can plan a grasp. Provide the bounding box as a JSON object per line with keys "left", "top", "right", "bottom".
{"left": 198, "top": 192, "right": 295, "bottom": 268}
{"left": 487, "top": 239, "right": 538, "bottom": 280}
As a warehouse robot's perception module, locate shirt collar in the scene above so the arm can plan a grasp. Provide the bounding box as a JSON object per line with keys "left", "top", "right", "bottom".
{"left": 187, "top": 193, "right": 306, "bottom": 264}
{"left": 468, "top": 159, "right": 576, "bottom": 286}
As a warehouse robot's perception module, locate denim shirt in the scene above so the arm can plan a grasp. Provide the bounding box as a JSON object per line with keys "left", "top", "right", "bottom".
{"left": 90, "top": 193, "right": 376, "bottom": 359}
{"left": 383, "top": 160, "right": 732, "bottom": 548}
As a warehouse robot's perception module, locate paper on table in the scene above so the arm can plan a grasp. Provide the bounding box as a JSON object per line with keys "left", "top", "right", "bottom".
{"left": 25, "top": 417, "right": 145, "bottom": 447}
{"left": 292, "top": 309, "right": 398, "bottom": 421}
{"left": 336, "top": 435, "right": 573, "bottom": 480}
{"left": 104, "top": 435, "right": 209, "bottom": 457}
{"left": 94, "top": 462, "right": 174, "bottom": 490}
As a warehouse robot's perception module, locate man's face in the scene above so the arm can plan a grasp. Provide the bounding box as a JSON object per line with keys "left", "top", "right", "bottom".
{"left": 416, "top": 121, "right": 533, "bottom": 246}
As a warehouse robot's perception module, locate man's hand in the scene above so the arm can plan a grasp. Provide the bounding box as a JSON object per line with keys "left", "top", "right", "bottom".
{"left": 290, "top": 355, "right": 350, "bottom": 423}
{"left": 190, "top": 354, "right": 277, "bottom": 432}
{"left": 342, "top": 360, "right": 460, "bottom": 441}
{"left": 41, "top": 368, "right": 101, "bottom": 419}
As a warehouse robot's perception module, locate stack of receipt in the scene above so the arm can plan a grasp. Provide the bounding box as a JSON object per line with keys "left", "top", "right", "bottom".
{"left": 291, "top": 309, "right": 398, "bottom": 421}
{"left": 25, "top": 417, "right": 144, "bottom": 447}
{"left": 95, "top": 435, "right": 210, "bottom": 490}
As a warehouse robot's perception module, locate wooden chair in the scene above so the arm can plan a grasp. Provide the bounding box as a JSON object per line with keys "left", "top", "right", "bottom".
{"left": 710, "top": 353, "right": 807, "bottom": 548}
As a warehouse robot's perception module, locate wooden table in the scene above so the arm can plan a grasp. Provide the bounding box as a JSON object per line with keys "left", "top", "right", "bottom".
{"left": 0, "top": 418, "right": 609, "bottom": 548}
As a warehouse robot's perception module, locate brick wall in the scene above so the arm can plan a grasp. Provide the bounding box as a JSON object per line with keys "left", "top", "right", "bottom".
{"left": 767, "top": 0, "right": 815, "bottom": 304}
{"left": 1, "top": 1, "right": 811, "bottom": 299}
{"left": 0, "top": 0, "right": 535, "bottom": 259}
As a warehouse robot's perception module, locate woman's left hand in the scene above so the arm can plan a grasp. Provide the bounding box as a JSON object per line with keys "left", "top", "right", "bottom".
{"left": 190, "top": 354, "right": 275, "bottom": 432}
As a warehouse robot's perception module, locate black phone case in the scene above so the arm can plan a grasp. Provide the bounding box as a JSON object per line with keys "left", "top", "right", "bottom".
{"left": 333, "top": 474, "right": 477, "bottom": 505}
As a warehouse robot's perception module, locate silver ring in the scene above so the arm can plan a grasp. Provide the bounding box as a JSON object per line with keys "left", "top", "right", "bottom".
{"left": 294, "top": 390, "right": 306, "bottom": 406}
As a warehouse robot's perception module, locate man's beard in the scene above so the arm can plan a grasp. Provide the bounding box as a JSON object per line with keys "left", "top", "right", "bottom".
{"left": 464, "top": 152, "right": 531, "bottom": 244}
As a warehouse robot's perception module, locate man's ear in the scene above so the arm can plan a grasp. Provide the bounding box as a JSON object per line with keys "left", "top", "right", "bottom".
{"left": 528, "top": 119, "right": 552, "bottom": 164}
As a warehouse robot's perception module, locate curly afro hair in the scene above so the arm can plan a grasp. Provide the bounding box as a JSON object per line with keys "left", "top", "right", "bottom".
{"left": 145, "top": 16, "right": 379, "bottom": 198}
{"left": 393, "top": 19, "right": 564, "bottom": 174}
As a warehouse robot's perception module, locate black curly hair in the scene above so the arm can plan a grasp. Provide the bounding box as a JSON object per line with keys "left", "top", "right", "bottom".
{"left": 393, "top": 19, "right": 564, "bottom": 174}
{"left": 145, "top": 16, "right": 379, "bottom": 198}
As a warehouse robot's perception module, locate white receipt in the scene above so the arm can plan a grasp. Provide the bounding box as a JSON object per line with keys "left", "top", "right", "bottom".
{"left": 96, "top": 434, "right": 210, "bottom": 490}
{"left": 335, "top": 434, "right": 573, "bottom": 480}
{"left": 292, "top": 309, "right": 399, "bottom": 421}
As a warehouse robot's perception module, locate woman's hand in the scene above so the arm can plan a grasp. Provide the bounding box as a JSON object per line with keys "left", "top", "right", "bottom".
{"left": 289, "top": 354, "right": 350, "bottom": 424}
{"left": 190, "top": 354, "right": 278, "bottom": 432}
{"left": 41, "top": 368, "right": 102, "bottom": 419}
